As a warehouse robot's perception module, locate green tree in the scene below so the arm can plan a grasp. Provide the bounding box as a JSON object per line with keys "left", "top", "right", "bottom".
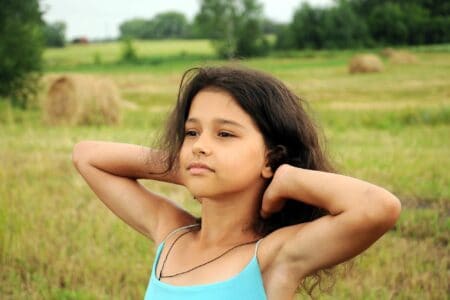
{"left": 43, "top": 21, "right": 66, "bottom": 47}
{"left": 290, "top": 3, "right": 326, "bottom": 49}
{"left": 194, "top": 0, "right": 237, "bottom": 58}
{"left": 151, "top": 12, "right": 189, "bottom": 39}
{"left": 368, "top": 2, "right": 408, "bottom": 45}
{"left": 194, "top": 0, "right": 269, "bottom": 58}
{"left": 235, "top": 0, "right": 270, "bottom": 57}
{"left": 262, "top": 18, "right": 282, "bottom": 35}
{"left": 274, "top": 24, "right": 296, "bottom": 50}
{"left": 423, "top": 15, "right": 450, "bottom": 44}
{"left": 288, "top": 2, "right": 370, "bottom": 50}
{"left": 321, "top": 1, "right": 371, "bottom": 49}
{"left": 348, "top": 0, "right": 450, "bottom": 45}
{"left": 119, "top": 18, "right": 153, "bottom": 39}
{"left": 119, "top": 12, "right": 189, "bottom": 39}
{"left": 0, "top": 0, "right": 43, "bottom": 108}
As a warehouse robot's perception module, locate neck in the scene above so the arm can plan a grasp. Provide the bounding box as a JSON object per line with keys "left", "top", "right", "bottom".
{"left": 194, "top": 190, "right": 264, "bottom": 248}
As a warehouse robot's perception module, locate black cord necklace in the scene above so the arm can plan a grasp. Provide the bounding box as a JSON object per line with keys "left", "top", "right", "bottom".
{"left": 158, "top": 227, "right": 259, "bottom": 279}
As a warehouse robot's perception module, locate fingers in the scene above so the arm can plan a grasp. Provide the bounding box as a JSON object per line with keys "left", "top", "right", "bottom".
{"left": 260, "top": 209, "right": 270, "bottom": 219}
{"left": 260, "top": 198, "right": 286, "bottom": 219}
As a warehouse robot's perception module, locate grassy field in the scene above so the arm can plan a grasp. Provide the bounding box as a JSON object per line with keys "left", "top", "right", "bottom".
{"left": 1, "top": 40, "right": 449, "bottom": 299}
{"left": 43, "top": 39, "right": 215, "bottom": 69}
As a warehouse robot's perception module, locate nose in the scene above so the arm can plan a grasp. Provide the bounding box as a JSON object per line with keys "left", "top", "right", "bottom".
{"left": 192, "top": 133, "right": 212, "bottom": 156}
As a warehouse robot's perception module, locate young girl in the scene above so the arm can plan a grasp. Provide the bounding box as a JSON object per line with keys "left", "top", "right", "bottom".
{"left": 72, "top": 66, "right": 401, "bottom": 299}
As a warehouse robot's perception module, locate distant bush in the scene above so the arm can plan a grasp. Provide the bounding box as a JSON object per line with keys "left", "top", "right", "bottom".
{"left": 43, "top": 21, "right": 66, "bottom": 48}
{"left": 119, "top": 38, "right": 138, "bottom": 63}
{"left": 92, "top": 52, "right": 102, "bottom": 65}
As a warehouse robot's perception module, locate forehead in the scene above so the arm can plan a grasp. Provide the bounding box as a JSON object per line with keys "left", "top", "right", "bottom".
{"left": 187, "top": 88, "right": 255, "bottom": 127}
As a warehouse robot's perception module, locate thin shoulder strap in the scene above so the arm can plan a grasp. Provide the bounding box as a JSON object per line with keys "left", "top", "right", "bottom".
{"left": 254, "top": 238, "right": 264, "bottom": 257}
{"left": 161, "top": 223, "right": 199, "bottom": 245}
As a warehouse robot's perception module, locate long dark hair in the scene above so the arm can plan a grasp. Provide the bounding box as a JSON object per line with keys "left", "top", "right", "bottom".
{"left": 157, "top": 65, "right": 340, "bottom": 296}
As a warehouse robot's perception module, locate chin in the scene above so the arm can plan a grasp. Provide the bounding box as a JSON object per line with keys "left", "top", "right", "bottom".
{"left": 189, "top": 190, "right": 215, "bottom": 199}
{"left": 187, "top": 185, "right": 222, "bottom": 200}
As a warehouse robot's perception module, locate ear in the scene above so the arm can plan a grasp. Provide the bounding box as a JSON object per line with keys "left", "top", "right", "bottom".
{"left": 262, "top": 145, "right": 287, "bottom": 179}
{"left": 261, "top": 164, "right": 273, "bottom": 179}
{"left": 261, "top": 149, "right": 274, "bottom": 179}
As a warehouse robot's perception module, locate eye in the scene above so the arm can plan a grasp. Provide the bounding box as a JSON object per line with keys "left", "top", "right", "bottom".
{"left": 218, "top": 131, "right": 234, "bottom": 138}
{"left": 184, "top": 130, "right": 198, "bottom": 137}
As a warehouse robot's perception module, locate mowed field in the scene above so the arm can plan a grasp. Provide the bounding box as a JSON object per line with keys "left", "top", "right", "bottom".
{"left": 1, "top": 40, "right": 449, "bottom": 299}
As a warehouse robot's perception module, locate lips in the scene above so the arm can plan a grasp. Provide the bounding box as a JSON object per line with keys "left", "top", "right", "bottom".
{"left": 187, "top": 162, "right": 214, "bottom": 172}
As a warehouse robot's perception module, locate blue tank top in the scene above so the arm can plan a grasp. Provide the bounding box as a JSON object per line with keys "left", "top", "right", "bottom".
{"left": 144, "top": 224, "right": 267, "bottom": 300}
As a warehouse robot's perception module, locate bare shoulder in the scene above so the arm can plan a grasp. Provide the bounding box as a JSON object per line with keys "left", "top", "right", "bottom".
{"left": 151, "top": 196, "right": 198, "bottom": 245}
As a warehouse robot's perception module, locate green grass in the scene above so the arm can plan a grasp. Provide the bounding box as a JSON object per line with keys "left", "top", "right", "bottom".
{"left": 44, "top": 39, "right": 215, "bottom": 69}
{"left": 1, "top": 41, "right": 449, "bottom": 299}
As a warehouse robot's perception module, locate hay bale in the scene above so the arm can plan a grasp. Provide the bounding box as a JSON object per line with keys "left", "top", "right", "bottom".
{"left": 380, "top": 48, "right": 418, "bottom": 64}
{"left": 380, "top": 47, "right": 395, "bottom": 57}
{"left": 44, "top": 75, "right": 121, "bottom": 125}
{"left": 388, "top": 50, "right": 418, "bottom": 64}
{"left": 348, "top": 54, "right": 384, "bottom": 74}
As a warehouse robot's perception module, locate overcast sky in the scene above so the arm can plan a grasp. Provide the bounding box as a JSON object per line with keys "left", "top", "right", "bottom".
{"left": 39, "top": 0, "right": 333, "bottom": 40}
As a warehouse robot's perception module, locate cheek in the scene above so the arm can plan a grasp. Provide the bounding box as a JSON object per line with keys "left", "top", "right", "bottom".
{"left": 225, "top": 145, "right": 265, "bottom": 171}
{"left": 179, "top": 143, "right": 189, "bottom": 163}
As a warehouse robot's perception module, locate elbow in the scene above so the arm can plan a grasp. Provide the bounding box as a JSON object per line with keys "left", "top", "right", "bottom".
{"left": 365, "top": 187, "right": 402, "bottom": 230}
{"left": 72, "top": 141, "right": 94, "bottom": 168}
{"left": 381, "top": 193, "right": 402, "bottom": 229}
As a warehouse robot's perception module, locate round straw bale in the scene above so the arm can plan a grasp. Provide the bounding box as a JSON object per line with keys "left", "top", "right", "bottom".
{"left": 43, "top": 75, "right": 121, "bottom": 125}
{"left": 380, "top": 47, "right": 395, "bottom": 57}
{"left": 348, "top": 54, "right": 384, "bottom": 74}
{"left": 388, "top": 50, "right": 418, "bottom": 64}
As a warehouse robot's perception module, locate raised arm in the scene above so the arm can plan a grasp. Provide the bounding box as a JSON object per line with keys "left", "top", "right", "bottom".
{"left": 72, "top": 141, "right": 196, "bottom": 244}
{"left": 261, "top": 164, "right": 401, "bottom": 279}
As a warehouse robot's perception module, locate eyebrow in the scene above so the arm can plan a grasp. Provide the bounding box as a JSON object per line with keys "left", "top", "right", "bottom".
{"left": 186, "top": 117, "right": 246, "bottom": 129}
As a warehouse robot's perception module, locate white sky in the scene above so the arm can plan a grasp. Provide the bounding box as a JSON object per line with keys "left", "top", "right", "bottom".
{"left": 40, "top": 0, "right": 333, "bottom": 40}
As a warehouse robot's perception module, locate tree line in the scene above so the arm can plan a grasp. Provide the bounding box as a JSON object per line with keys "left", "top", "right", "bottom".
{"left": 278, "top": 0, "right": 450, "bottom": 50}
{"left": 43, "top": 0, "right": 450, "bottom": 55}
{"left": 118, "top": 0, "right": 449, "bottom": 57}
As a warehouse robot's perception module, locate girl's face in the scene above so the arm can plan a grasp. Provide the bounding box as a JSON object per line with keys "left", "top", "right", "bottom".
{"left": 179, "top": 87, "right": 272, "bottom": 200}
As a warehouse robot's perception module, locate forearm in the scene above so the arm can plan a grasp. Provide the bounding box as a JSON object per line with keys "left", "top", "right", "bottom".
{"left": 72, "top": 140, "right": 181, "bottom": 184}
{"left": 277, "top": 164, "right": 401, "bottom": 218}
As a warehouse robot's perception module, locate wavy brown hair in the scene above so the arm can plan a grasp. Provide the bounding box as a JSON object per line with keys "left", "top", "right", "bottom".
{"left": 156, "top": 65, "right": 341, "bottom": 297}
